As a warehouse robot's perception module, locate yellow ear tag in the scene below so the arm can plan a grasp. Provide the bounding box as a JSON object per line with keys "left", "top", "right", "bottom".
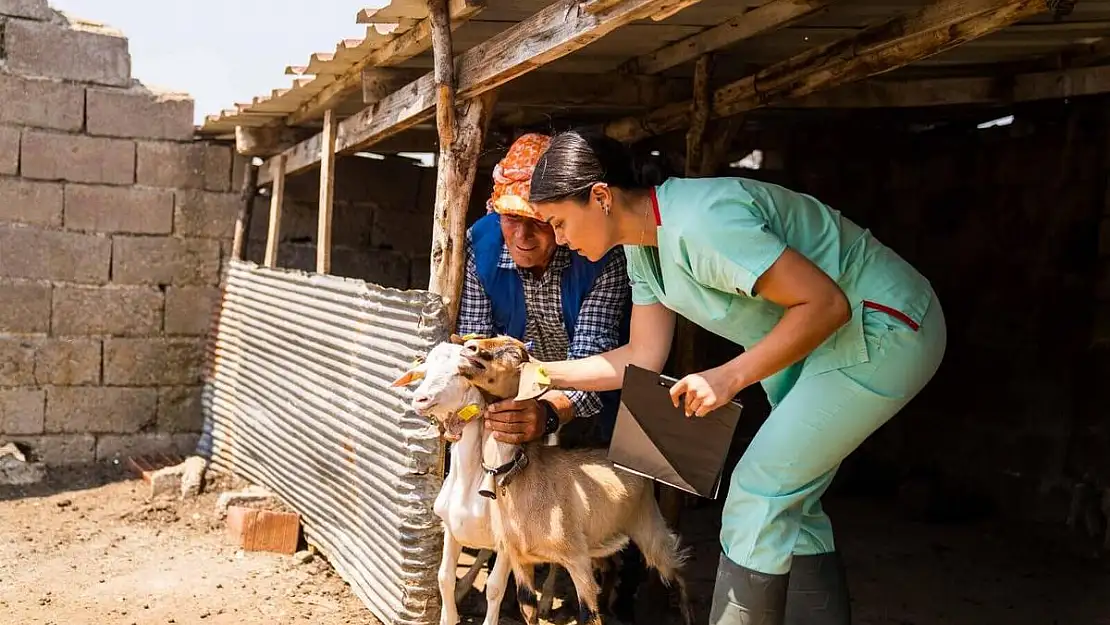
{"left": 460, "top": 333, "right": 481, "bottom": 341}
{"left": 535, "top": 366, "right": 550, "bottom": 386}
{"left": 457, "top": 404, "right": 480, "bottom": 422}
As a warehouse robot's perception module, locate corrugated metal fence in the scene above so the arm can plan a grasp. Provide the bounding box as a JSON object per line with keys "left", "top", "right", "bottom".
{"left": 197, "top": 260, "right": 448, "bottom": 625}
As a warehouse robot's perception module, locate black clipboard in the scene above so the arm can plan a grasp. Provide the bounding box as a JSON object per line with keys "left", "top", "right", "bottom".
{"left": 606, "top": 364, "right": 743, "bottom": 499}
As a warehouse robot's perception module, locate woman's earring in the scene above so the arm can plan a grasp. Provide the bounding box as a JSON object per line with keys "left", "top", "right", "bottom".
{"left": 603, "top": 203, "right": 611, "bottom": 216}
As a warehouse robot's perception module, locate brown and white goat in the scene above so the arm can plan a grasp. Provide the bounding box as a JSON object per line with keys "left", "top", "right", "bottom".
{"left": 395, "top": 334, "right": 694, "bottom": 625}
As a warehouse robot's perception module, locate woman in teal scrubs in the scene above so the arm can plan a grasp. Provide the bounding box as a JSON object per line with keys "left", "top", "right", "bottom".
{"left": 522, "top": 130, "right": 947, "bottom": 625}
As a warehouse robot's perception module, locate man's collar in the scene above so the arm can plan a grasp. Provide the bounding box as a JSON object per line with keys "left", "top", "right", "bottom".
{"left": 498, "top": 244, "right": 571, "bottom": 273}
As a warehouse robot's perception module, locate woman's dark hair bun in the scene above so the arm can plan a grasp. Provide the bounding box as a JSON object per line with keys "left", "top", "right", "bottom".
{"left": 529, "top": 128, "right": 672, "bottom": 204}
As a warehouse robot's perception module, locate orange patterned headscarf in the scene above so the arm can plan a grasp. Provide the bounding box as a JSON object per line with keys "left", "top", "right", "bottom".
{"left": 486, "top": 133, "right": 552, "bottom": 219}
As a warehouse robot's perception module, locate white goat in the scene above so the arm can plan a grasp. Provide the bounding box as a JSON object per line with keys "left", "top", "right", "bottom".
{"left": 395, "top": 335, "right": 694, "bottom": 625}
{"left": 392, "top": 339, "right": 557, "bottom": 625}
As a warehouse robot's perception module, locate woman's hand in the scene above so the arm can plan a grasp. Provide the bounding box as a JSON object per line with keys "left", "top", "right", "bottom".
{"left": 669, "top": 363, "right": 747, "bottom": 417}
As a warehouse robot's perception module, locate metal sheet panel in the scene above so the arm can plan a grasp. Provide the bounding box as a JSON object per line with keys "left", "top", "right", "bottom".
{"left": 197, "top": 260, "right": 448, "bottom": 625}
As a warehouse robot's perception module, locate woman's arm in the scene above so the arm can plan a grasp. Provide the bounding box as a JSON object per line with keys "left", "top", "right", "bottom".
{"left": 543, "top": 301, "right": 676, "bottom": 392}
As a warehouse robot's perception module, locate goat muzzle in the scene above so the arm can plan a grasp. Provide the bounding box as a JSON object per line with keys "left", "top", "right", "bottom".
{"left": 478, "top": 450, "right": 529, "bottom": 500}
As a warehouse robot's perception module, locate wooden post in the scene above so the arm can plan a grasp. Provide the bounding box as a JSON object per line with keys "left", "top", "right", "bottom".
{"left": 317, "top": 109, "right": 338, "bottom": 274}
{"left": 230, "top": 157, "right": 258, "bottom": 262}
{"left": 264, "top": 154, "right": 286, "bottom": 268}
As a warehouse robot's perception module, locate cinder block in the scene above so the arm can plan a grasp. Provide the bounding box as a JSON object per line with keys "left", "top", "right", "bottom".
{"left": 157, "top": 386, "right": 203, "bottom": 432}
{"left": 52, "top": 285, "right": 163, "bottom": 336}
{"left": 226, "top": 506, "right": 301, "bottom": 555}
{"left": 174, "top": 190, "right": 241, "bottom": 238}
{"left": 0, "top": 389, "right": 45, "bottom": 435}
{"left": 410, "top": 255, "right": 430, "bottom": 291}
{"left": 4, "top": 434, "right": 96, "bottom": 464}
{"left": 0, "top": 338, "right": 36, "bottom": 386}
{"left": 87, "top": 87, "right": 194, "bottom": 141}
{"left": 44, "top": 387, "right": 157, "bottom": 434}
{"left": 111, "top": 236, "right": 221, "bottom": 286}
{"left": 372, "top": 204, "right": 433, "bottom": 255}
{"left": 0, "top": 0, "right": 51, "bottom": 20}
{"left": 0, "top": 178, "right": 64, "bottom": 227}
{"left": 0, "top": 74, "right": 84, "bottom": 131}
{"left": 165, "top": 286, "right": 221, "bottom": 335}
{"left": 95, "top": 432, "right": 199, "bottom": 461}
{"left": 20, "top": 131, "right": 135, "bottom": 185}
{"left": 0, "top": 126, "right": 18, "bottom": 175}
{"left": 63, "top": 184, "right": 173, "bottom": 234}
{"left": 0, "top": 281, "right": 51, "bottom": 333}
{"left": 32, "top": 338, "right": 101, "bottom": 386}
{"left": 136, "top": 141, "right": 233, "bottom": 191}
{"left": 0, "top": 225, "right": 111, "bottom": 282}
{"left": 103, "top": 338, "right": 206, "bottom": 386}
{"left": 3, "top": 18, "right": 130, "bottom": 86}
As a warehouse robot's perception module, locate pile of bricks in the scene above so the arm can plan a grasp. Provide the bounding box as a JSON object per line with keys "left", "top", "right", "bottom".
{"left": 0, "top": 0, "right": 245, "bottom": 464}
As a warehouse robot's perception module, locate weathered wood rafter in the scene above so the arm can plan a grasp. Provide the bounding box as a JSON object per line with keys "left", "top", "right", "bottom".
{"left": 605, "top": 0, "right": 1055, "bottom": 143}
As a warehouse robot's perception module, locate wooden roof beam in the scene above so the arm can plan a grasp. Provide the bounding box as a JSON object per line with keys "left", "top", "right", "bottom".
{"left": 606, "top": 0, "right": 1055, "bottom": 142}
{"left": 624, "top": 0, "right": 833, "bottom": 76}
{"left": 258, "top": 0, "right": 710, "bottom": 186}
{"left": 283, "top": 0, "right": 485, "bottom": 128}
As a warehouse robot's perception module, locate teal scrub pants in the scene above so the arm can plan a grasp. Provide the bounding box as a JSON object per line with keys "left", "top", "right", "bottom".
{"left": 719, "top": 294, "right": 947, "bottom": 575}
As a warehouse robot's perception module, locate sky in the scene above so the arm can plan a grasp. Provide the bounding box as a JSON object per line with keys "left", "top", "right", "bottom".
{"left": 51, "top": 0, "right": 373, "bottom": 125}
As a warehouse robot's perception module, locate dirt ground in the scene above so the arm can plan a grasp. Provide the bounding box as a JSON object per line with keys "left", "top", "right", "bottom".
{"left": 3, "top": 463, "right": 1110, "bottom": 625}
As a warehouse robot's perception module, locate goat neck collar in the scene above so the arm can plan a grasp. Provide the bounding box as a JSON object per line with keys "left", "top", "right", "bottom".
{"left": 481, "top": 448, "right": 529, "bottom": 489}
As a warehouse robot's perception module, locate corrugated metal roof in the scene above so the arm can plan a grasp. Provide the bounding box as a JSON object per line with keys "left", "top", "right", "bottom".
{"left": 198, "top": 261, "right": 449, "bottom": 625}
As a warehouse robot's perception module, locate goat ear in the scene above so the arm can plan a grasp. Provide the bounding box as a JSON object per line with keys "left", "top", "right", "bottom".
{"left": 391, "top": 366, "right": 426, "bottom": 387}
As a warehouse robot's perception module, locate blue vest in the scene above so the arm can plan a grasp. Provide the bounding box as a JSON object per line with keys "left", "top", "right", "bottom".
{"left": 469, "top": 212, "right": 630, "bottom": 441}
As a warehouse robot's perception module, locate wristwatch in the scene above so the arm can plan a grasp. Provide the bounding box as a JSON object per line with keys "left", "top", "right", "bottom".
{"left": 541, "top": 401, "right": 561, "bottom": 437}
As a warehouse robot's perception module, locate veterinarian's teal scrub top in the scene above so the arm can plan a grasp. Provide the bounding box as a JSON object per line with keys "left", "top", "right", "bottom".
{"left": 623, "top": 176, "right": 934, "bottom": 406}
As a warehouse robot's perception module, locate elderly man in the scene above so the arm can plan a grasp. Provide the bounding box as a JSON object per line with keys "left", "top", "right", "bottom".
{"left": 455, "top": 133, "right": 643, "bottom": 620}
{"left": 457, "top": 132, "right": 631, "bottom": 446}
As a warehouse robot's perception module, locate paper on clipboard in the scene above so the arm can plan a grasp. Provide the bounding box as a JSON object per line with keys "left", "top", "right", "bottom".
{"left": 607, "top": 364, "right": 743, "bottom": 499}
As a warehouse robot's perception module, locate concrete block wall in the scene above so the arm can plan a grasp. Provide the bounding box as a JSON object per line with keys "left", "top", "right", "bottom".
{"left": 0, "top": 2, "right": 239, "bottom": 464}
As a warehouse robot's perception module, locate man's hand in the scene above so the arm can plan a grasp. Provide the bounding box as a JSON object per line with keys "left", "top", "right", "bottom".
{"left": 485, "top": 398, "right": 546, "bottom": 444}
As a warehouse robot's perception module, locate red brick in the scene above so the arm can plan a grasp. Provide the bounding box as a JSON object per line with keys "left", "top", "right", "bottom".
{"left": 4, "top": 434, "right": 95, "bottom": 464}
{"left": 0, "top": 178, "right": 64, "bottom": 227}
{"left": 0, "top": 389, "right": 45, "bottom": 435}
{"left": 0, "top": 0, "right": 50, "bottom": 19}
{"left": 20, "top": 131, "right": 135, "bottom": 185}
{"left": 52, "top": 285, "right": 163, "bottom": 336}
{"left": 3, "top": 18, "right": 130, "bottom": 86}
{"left": 87, "top": 87, "right": 194, "bottom": 141}
{"left": 226, "top": 506, "right": 301, "bottom": 555}
{"left": 64, "top": 184, "right": 173, "bottom": 234}
{"left": 174, "top": 190, "right": 241, "bottom": 238}
{"left": 0, "top": 281, "right": 50, "bottom": 333}
{"left": 45, "top": 387, "right": 157, "bottom": 434}
{"left": 0, "top": 126, "right": 18, "bottom": 175}
{"left": 0, "top": 225, "right": 111, "bottom": 282}
{"left": 112, "top": 236, "right": 221, "bottom": 286}
{"left": 103, "top": 338, "right": 205, "bottom": 386}
{"left": 0, "top": 74, "right": 84, "bottom": 131}
{"left": 164, "top": 286, "right": 221, "bottom": 335}
{"left": 136, "top": 141, "right": 232, "bottom": 191}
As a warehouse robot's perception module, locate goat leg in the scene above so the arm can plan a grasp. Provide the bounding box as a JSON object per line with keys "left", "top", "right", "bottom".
{"left": 536, "top": 564, "right": 559, "bottom": 618}
{"left": 438, "top": 532, "right": 464, "bottom": 625}
{"left": 455, "top": 549, "right": 494, "bottom": 603}
{"left": 511, "top": 561, "right": 540, "bottom": 625}
{"left": 563, "top": 556, "right": 604, "bottom": 625}
{"left": 482, "top": 549, "right": 512, "bottom": 625}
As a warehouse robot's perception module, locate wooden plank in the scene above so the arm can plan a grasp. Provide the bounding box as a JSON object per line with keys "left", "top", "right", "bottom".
{"left": 317, "top": 111, "right": 338, "bottom": 274}
{"left": 606, "top": 0, "right": 1052, "bottom": 142}
{"left": 264, "top": 155, "right": 286, "bottom": 268}
{"left": 235, "top": 125, "right": 316, "bottom": 157}
{"left": 627, "top": 0, "right": 832, "bottom": 75}
{"left": 362, "top": 67, "right": 426, "bottom": 103}
{"left": 231, "top": 159, "right": 259, "bottom": 262}
{"left": 258, "top": 0, "right": 712, "bottom": 186}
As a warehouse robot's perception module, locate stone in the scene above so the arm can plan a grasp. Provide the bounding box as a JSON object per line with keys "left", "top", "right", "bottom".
{"left": 180, "top": 455, "right": 208, "bottom": 498}
{"left": 0, "top": 178, "right": 64, "bottom": 227}
{"left": 216, "top": 485, "right": 276, "bottom": 516}
{"left": 103, "top": 338, "right": 206, "bottom": 386}
{"left": 52, "top": 285, "right": 163, "bottom": 336}
{"left": 0, "top": 74, "right": 84, "bottom": 131}
{"left": 136, "top": 142, "right": 233, "bottom": 192}
{"left": 111, "top": 236, "right": 221, "bottom": 286}
{"left": 0, "top": 389, "right": 45, "bottom": 435}
{"left": 86, "top": 87, "right": 194, "bottom": 141}
{"left": 3, "top": 18, "right": 130, "bottom": 87}
{"left": 44, "top": 387, "right": 157, "bottom": 434}
{"left": 32, "top": 338, "right": 101, "bottom": 386}
{"left": 0, "top": 225, "right": 111, "bottom": 282}
{"left": 149, "top": 463, "right": 184, "bottom": 499}
{"left": 156, "top": 386, "right": 203, "bottom": 432}
{"left": 0, "top": 338, "right": 36, "bottom": 386}
{"left": 0, "top": 126, "right": 18, "bottom": 175}
{"left": 20, "top": 131, "right": 135, "bottom": 185}
{"left": 95, "top": 433, "right": 199, "bottom": 461}
{"left": 225, "top": 506, "right": 301, "bottom": 555}
{"left": 0, "top": 446, "right": 47, "bottom": 486}
{"left": 174, "top": 190, "right": 241, "bottom": 238}
{"left": 0, "top": 281, "right": 51, "bottom": 333}
{"left": 0, "top": 0, "right": 51, "bottom": 20}
{"left": 294, "top": 550, "right": 314, "bottom": 564}
{"left": 63, "top": 184, "right": 174, "bottom": 234}
{"left": 164, "top": 286, "right": 221, "bottom": 335}
{"left": 3, "top": 434, "right": 96, "bottom": 464}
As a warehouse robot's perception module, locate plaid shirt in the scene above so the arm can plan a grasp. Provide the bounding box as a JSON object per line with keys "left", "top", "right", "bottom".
{"left": 457, "top": 232, "right": 630, "bottom": 420}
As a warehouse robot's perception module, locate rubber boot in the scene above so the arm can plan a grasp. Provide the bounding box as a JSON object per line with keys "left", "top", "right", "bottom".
{"left": 783, "top": 552, "right": 851, "bottom": 625}
{"left": 708, "top": 553, "right": 789, "bottom": 625}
